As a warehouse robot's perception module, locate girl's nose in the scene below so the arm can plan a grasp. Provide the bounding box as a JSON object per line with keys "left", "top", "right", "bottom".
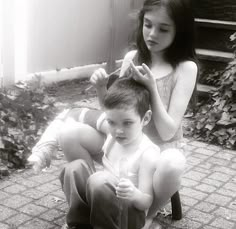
{"left": 150, "top": 27, "right": 158, "bottom": 38}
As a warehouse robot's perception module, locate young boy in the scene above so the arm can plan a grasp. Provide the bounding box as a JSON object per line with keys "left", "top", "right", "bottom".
{"left": 59, "top": 77, "right": 160, "bottom": 229}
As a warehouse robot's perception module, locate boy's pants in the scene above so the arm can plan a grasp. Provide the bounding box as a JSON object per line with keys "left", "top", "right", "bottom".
{"left": 59, "top": 159, "right": 145, "bottom": 229}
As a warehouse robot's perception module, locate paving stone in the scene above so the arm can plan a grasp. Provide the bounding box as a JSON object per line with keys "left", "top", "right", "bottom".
{"left": 189, "top": 141, "right": 209, "bottom": 148}
{"left": 214, "top": 152, "right": 235, "bottom": 161}
{"left": 0, "top": 222, "right": 9, "bottom": 229}
{"left": 202, "top": 178, "right": 223, "bottom": 187}
{"left": 213, "top": 207, "right": 236, "bottom": 222}
{"left": 18, "top": 218, "right": 55, "bottom": 229}
{"left": 208, "top": 172, "right": 231, "bottom": 182}
{"left": 194, "top": 202, "right": 217, "bottom": 213}
{"left": 36, "top": 183, "right": 60, "bottom": 193}
{"left": 193, "top": 167, "right": 212, "bottom": 174}
{"left": 170, "top": 217, "right": 203, "bottom": 229}
{"left": 181, "top": 187, "right": 208, "bottom": 201}
{"left": 183, "top": 170, "right": 207, "bottom": 181}
{"left": 223, "top": 182, "right": 236, "bottom": 192}
{"left": 207, "top": 157, "right": 230, "bottom": 166}
{"left": 39, "top": 209, "right": 66, "bottom": 221}
{"left": 19, "top": 203, "right": 48, "bottom": 216}
{"left": 186, "top": 156, "right": 202, "bottom": 166}
{"left": 195, "top": 148, "right": 216, "bottom": 156}
{"left": 5, "top": 213, "right": 32, "bottom": 227}
{"left": 195, "top": 183, "right": 217, "bottom": 193}
{"left": 35, "top": 195, "right": 64, "bottom": 208}
{"left": 3, "top": 183, "right": 27, "bottom": 194}
{"left": 181, "top": 177, "right": 198, "bottom": 187}
{"left": 198, "top": 162, "right": 214, "bottom": 170}
{"left": 0, "top": 205, "right": 17, "bottom": 221}
{"left": 212, "top": 166, "right": 236, "bottom": 176}
{"left": 1, "top": 195, "right": 32, "bottom": 209}
{"left": 205, "top": 193, "right": 232, "bottom": 206}
{"left": 21, "top": 188, "right": 48, "bottom": 199}
{"left": 28, "top": 173, "right": 58, "bottom": 184}
{"left": 206, "top": 145, "right": 222, "bottom": 151}
{"left": 14, "top": 177, "right": 40, "bottom": 188}
{"left": 210, "top": 217, "right": 236, "bottom": 229}
{"left": 186, "top": 209, "right": 214, "bottom": 224}
{"left": 0, "top": 180, "right": 14, "bottom": 189}
{"left": 0, "top": 190, "right": 9, "bottom": 200}
{"left": 216, "top": 188, "right": 235, "bottom": 197}
{"left": 181, "top": 195, "right": 199, "bottom": 207}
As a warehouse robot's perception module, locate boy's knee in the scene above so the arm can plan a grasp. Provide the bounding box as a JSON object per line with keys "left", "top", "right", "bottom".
{"left": 87, "top": 172, "right": 116, "bottom": 199}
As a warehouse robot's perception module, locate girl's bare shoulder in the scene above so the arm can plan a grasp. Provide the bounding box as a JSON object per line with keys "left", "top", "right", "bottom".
{"left": 177, "top": 60, "right": 198, "bottom": 75}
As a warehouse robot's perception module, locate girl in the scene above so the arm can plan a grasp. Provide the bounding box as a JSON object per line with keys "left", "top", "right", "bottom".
{"left": 89, "top": 0, "right": 198, "bottom": 228}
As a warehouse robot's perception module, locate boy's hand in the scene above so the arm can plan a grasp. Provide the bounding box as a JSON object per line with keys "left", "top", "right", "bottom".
{"left": 116, "top": 178, "right": 137, "bottom": 201}
{"left": 90, "top": 68, "right": 108, "bottom": 89}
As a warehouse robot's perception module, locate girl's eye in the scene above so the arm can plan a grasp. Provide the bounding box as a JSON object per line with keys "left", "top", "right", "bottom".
{"left": 160, "top": 27, "right": 169, "bottom": 33}
{"left": 144, "top": 22, "right": 152, "bottom": 29}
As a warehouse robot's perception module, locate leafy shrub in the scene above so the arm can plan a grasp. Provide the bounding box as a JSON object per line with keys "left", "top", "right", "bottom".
{"left": 185, "top": 32, "right": 236, "bottom": 149}
{"left": 0, "top": 77, "right": 58, "bottom": 168}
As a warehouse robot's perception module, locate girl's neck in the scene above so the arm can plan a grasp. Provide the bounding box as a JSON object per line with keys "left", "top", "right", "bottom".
{"left": 150, "top": 53, "right": 173, "bottom": 78}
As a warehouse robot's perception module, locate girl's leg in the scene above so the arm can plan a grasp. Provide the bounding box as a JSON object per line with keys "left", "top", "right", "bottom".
{"left": 147, "top": 148, "right": 186, "bottom": 218}
{"left": 59, "top": 159, "right": 94, "bottom": 227}
{"left": 86, "top": 171, "right": 145, "bottom": 229}
{"left": 58, "top": 121, "right": 105, "bottom": 166}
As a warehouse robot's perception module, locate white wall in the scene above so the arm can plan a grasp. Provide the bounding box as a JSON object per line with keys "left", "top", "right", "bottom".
{"left": 27, "top": 0, "right": 130, "bottom": 73}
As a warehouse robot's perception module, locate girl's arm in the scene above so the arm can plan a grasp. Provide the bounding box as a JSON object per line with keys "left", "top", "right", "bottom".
{"left": 131, "top": 61, "right": 198, "bottom": 141}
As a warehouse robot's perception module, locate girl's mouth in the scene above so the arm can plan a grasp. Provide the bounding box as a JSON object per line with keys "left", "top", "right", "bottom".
{"left": 147, "top": 40, "right": 158, "bottom": 46}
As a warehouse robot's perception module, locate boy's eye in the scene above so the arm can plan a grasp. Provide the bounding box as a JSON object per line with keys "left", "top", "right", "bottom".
{"left": 107, "top": 120, "right": 115, "bottom": 126}
{"left": 123, "top": 121, "right": 133, "bottom": 126}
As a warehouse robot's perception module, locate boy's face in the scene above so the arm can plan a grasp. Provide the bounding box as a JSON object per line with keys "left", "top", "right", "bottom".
{"left": 105, "top": 107, "right": 149, "bottom": 146}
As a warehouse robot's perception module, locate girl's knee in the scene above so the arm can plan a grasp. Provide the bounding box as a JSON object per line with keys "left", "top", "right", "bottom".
{"left": 159, "top": 148, "right": 186, "bottom": 175}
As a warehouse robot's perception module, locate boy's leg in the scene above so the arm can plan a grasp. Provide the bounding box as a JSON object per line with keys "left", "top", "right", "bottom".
{"left": 59, "top": 159, "right": 95, "bottom": 227}
{"left": 147, "top": 148, "right": 186, "bottom": 217}
{"left": 86, "top": 171, "right": 145, "bottom": 229}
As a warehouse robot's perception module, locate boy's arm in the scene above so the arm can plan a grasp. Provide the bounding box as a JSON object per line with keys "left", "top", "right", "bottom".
{"left": 132, "top": 146, "right": 160, "bottom": 211}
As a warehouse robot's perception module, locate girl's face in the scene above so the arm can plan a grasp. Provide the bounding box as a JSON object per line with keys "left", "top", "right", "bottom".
{"left": 105, "top": 107, "right": 147, "bottom": 146}
{"left": 142, "top": 6, "right": 176, "bottom": 55}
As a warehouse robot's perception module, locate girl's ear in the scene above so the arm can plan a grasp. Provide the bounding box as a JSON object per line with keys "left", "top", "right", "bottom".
{"left": 142, "top": 110, "right": 152, "bottom": 126}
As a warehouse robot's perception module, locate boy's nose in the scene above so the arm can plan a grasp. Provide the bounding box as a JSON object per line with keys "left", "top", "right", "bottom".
{"left": 115, "top": 128, "right": 124, "bottom": 135}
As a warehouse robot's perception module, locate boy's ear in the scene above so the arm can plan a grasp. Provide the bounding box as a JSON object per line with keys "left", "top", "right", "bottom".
{"left": 142, "top": 110, "right": 152, "bottom": 126}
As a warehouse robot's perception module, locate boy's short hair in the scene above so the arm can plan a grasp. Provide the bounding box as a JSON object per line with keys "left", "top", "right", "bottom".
{"left": 103, "top": 76, "right": 150, "bottom": 118}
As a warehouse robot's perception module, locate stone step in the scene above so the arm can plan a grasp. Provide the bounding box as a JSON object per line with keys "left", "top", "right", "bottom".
{"left": 193, "top": 0, "right": 236, "bottom": 21}
{"left": 195, "top": 19, "right": 236, "bottom": 52}
{"left": 196, "top": 49, "right": 234, "bottom": 63}
{"left": 197, "top": 83, "right": 216, "bottom": 96}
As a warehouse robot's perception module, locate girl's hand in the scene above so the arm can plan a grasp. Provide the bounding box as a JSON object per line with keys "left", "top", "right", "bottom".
{"left": 90, "top": 68, "right": 108, "bottom": 89}
{"left": 116, "top": 178, "right": 137, "bottom": 201}
{"left": 129, "top": 61, "right": 156, "bottom": 92}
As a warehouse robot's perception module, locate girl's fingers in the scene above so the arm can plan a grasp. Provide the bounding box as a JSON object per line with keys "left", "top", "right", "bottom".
{"left": 142, "top": 63, "right": 152, "bottom": 76}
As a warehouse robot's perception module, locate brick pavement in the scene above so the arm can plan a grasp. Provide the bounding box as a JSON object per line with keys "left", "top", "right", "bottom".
{"left": 0, "top": 139, "right": 235, "bottom": 229}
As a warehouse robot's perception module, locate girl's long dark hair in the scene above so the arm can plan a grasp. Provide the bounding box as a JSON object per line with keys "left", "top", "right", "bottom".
{"left": 136, "top": 0, "right": 199, "bottom": 111}
{"left": 136, "top": 0, "right": 197, "bottom": 68}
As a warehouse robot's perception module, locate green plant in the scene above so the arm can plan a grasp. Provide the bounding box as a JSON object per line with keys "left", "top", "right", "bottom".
{"left": 185, "top": 33, "right": 236, "bottom": 149}
{"left": 0, "top": 76, "right": 58, "bottom": 168}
